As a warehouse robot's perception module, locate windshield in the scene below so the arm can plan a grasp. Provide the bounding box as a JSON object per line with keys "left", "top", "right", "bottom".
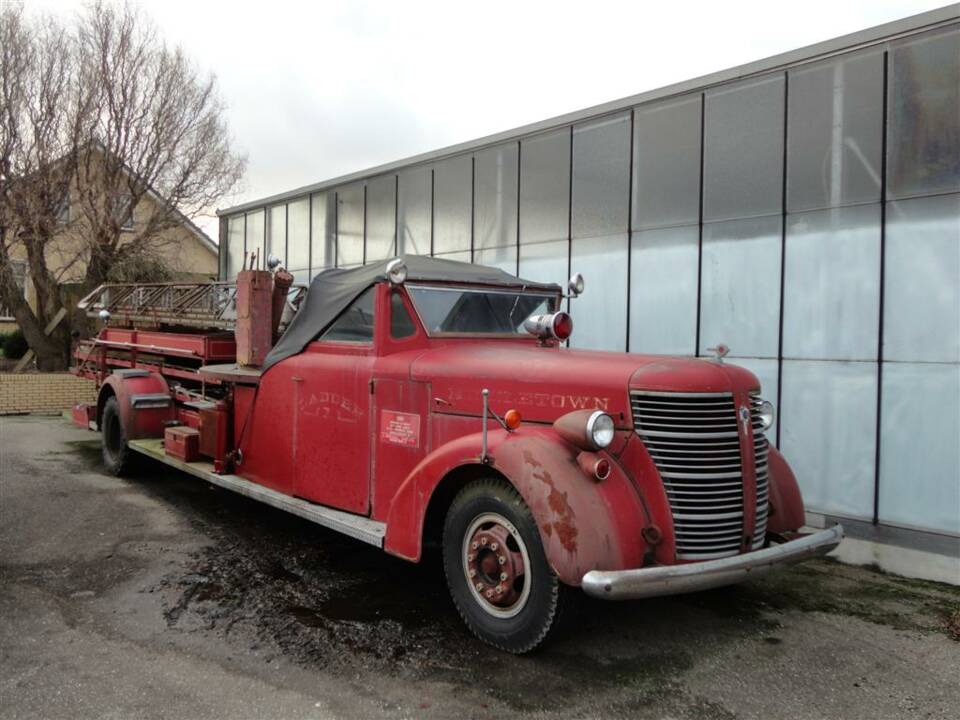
{"left": 407, "top": 285, "right": 558, "bottom": 336}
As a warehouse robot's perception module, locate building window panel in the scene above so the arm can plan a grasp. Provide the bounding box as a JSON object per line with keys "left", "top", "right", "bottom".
{"left": 286, "top": 197, "right": 310, "bottom": 272}
{"left": 629, "top": 225, "right": 699, "bottom": 355}
{"left": 310, "top": 193, "right": 335, "bottom": 275}
{"left": 518, "top": 239, "right": 569, "bottom": 289}
{"left": 883, "top": 193, "right": 960, "bottom": 363}
{"left": 520, "top": 128, "right": 570, "bottom": 245}
{"left": 366, "top": 175, "right": 396, "bottom": 263}
{"left": 474, "top": 143, "right": 518, "bottom": 251}
{"left": 244, "top": 210, "right": 264, "bottom": 269}
{"left": 336, "top": 183, "right": 364, "bottom": 267}
{"left": 432, "top": 155, "right": 472, "bottom": 254}
{"left": 572, "top": 113, "right": 631, "bottom": 239}
{"left": 633, "top": 95, "right": 702, "bottom": 230}
{"left": 780, "top": 359, "right": 878, "bottom": 519}
{"left": 569, "top": 234, "right": 628, "bottom": 351}
{"left": 704, "top": 75, "right": 785, "bottom": 222}
{"left": 397, "top": 166, "right": 432, "bottom": 255}
{"left": 887, "top": 27, "right": 960, "bottom": 200}
{"left": 267, "top": 205, "right": 286, "bottom": 263}
{"left": 474, "top": 245, "right": 517, "bottom": 276}
{"left": 226, "top": 215, "right": 245, "bottom": 279}
{"left": 700, "top": 215, "right": 782, "bottom": 358}
{"left": 879, "top": 362, "right": 960, "bottom": 534}
{"left": 787, "top": 49, "right": 883, "bottom": 212}
{"left": 783, "top": 205, "right": 881, "bottom": 361}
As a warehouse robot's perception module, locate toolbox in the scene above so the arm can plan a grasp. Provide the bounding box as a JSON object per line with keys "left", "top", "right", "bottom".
{"left": 164, "top": 425, "right": 200, "bottom": 462}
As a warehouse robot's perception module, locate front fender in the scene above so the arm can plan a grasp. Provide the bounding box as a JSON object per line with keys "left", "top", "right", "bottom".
{"left": 766, "top": 446, "right": 806, "bottom": 533}
{"left": 383, "top": 425, "right": 650, "bottom": 586}
{"left": 97, "top": 370, "right": 173, "bottom": 440}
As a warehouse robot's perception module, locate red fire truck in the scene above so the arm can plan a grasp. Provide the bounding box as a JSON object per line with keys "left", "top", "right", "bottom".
{"left": 73, "top": 254, "right": 842, "bottom": 653}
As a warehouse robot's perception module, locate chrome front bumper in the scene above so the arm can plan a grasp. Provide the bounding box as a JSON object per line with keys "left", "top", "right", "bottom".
{"left": 581, "top": 524, "right": 844, "bottom": 600}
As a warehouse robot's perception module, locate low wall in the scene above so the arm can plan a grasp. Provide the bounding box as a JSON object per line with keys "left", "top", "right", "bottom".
{"left": 0, "top": 372, "right": 96, "bottom": 415}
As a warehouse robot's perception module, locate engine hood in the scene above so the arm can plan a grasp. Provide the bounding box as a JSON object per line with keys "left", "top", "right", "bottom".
{"left": 410, "top": 343, "right": 760, "bottom": 427}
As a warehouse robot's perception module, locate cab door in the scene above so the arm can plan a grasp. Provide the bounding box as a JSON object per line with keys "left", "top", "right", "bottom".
{"left": 292, "top": 286, "right": 377, "bottom": 514}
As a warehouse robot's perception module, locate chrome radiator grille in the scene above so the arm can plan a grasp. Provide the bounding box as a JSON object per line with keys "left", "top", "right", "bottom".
{"left": 750, "top": 392, "right": 770, "bottom": 550}
{"left": 631, "top": 390, "right": 769, "bottom": 560}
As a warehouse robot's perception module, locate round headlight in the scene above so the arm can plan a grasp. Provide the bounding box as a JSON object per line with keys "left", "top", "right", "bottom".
{"left": 586, "top": 411, "right": 615, "bottom": 449}
{"left": 758, "top": 399, "right": 775, "bottom": 431}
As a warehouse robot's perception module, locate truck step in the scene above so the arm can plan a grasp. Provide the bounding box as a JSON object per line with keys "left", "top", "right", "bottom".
{"left": 127, "top": 439, "right": 386, "bottom": 547}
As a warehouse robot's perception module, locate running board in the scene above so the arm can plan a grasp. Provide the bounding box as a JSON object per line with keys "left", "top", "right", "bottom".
{"left": 127, "top": 439, "right": 386, "bottom": 548}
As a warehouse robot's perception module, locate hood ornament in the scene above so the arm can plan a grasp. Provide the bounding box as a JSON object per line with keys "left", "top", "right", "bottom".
{"left": 706, "top": 343, "right": 730, "bottom": 363}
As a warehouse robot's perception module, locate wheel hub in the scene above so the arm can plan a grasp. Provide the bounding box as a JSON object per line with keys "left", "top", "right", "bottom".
{"left": 464, "top": 521, "right": 526, "bottom": 610}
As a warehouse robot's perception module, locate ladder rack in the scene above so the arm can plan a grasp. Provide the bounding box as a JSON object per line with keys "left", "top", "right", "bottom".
{"left": 77, "top": 281, "right": 306, "bottom": 331}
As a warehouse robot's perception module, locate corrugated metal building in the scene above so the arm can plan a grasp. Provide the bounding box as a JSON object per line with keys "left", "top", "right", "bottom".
{"left": 218, "top": 6, "right": 960, "bottom": 552}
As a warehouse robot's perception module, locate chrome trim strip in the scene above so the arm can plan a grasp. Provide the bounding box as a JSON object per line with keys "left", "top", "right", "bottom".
{"left": 581, "top": 525, "right": 844, "bottom": 600}
{"left": 129, "top": 393, "right": 173, "bottom": 408}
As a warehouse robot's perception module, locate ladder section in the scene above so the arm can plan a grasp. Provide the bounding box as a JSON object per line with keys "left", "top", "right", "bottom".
{"left": 78, "top": 281, "right": 306, "bottom": 331}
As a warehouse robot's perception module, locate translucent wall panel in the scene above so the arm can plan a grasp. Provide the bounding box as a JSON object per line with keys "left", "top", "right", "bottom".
{"left": 397, "top": 166, "right": 431, "bottom": 255}
{"left": 704, "top": 75, "right": 784, "bottom": 222}
{"left": 337, "top": 183, "right": 364, "bottom": 267}
{"left": 883, "top": 193, "right": 960, "bottom": 363}
{"left": 286, "top": 197, "right": 310, "bottom": 273}
{"left": 629, "top": 225, "right": 698, "bottom": 355}
{"left": 474, "top": 245, "right": 517, "bottom": 275}
{"left": 570, "top": 234, "right": 628, "bottom": 351}
{"left": 290, "top": 268, "right": 310, "bottom": 286}
{"left": 366, "top": 175, "right": 396, "bottom": 263}
{"left": 888, "top": 27, "right": 960, "bottom": 200}
{"left": 518, "top": 239, "right": 569, "bottom": 288}
{"left": 226, "top": 215, "right": 244, "bottom": 279}
{"left": 309, "top": 194, "right": 333, "bottom": 274}
{"left": 267, "top": 205, "right": 286, "bottom": 263}
{"left": 787, "top": 50, "right": 883, "bottom": 212}
{"left": 244, "top": 210, "right": 264, "bottom": 268}
{"left": 520, "top": 128, "right": 570, "bottom": 244}
{"left": 474, "top": 143, "right": 518, "bottom": 252}
{"left": 700, "top": 215, "right": 782, "bottom": 358}
{"left": 433, "top": 250, "right": 471, "bottom": 264}
{"left": 633, "top": 95, "right": 701, "bottom": 230}
{"left": 780, "top": 360, "right": 877, "bottom": 518}
{"left": 783, "top": 205, "right": 881, "bottom": 361}
{"left": 433, "top": 155, "right": 472, "bottom": 254}
{"left": 879, "top": 362, "right": 959, "bottom": 534}
{"left": 572, "top": 113, "right": 630, "bottom": 239}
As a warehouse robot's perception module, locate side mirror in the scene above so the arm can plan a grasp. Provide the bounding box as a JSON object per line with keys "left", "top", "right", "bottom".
{"left": 568, "top": 273, "right": 585, "bottom": 297}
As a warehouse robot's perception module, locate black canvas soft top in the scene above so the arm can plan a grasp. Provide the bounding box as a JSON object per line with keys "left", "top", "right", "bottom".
{"left": 262, "top": 254, "right": 561, "bottom": 371}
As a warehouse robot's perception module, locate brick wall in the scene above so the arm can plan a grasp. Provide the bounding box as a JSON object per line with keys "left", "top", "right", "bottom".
{"left": 0, "top": 373, "right": 97, "bottom": 415}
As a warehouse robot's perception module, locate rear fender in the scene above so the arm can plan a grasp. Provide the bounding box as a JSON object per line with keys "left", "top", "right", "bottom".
{"left": 766, "top": 446, "right": 805, "bottom": 533}
{"left": 96, "top": 370, "right": 174, "bottom": 440}
{"left": 384, "top": 425, "right": 649, "bottom": 585}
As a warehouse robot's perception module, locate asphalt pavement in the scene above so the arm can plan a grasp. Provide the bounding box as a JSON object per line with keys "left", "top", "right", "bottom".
{"left": 1, "top": 414, "right": 958, "bottom": 719}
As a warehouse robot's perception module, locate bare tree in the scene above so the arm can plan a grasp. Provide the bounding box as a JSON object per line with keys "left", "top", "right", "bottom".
{"left": 0, "top": 1, "right": 245, "bottom": 370}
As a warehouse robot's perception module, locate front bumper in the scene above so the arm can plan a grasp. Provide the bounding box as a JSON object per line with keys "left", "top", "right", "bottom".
{"left": 581, "top": 524, "right": 844, "bottom": 600}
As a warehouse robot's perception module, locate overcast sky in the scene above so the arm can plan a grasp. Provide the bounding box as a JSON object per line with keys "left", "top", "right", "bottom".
{"left": 29, "top": 0, "right": 953, "bottom": 238}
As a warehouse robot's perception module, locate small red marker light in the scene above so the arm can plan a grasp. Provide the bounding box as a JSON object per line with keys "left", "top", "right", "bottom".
{"left": 504, "top": 409, "right": 522, "bottom": 430}
{"left": 552, "top": 312, "right": 573, "bottom": 340}
{"left": 593, "top": 458, "right": 610, "bottom": 480}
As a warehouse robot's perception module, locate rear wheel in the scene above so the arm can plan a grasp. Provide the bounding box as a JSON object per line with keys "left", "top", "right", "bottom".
{"left": 101, "top": 396, "right": 135, "bottom": 475}
{"left": 442, "top": 478, "right": 578, "bottom": 653}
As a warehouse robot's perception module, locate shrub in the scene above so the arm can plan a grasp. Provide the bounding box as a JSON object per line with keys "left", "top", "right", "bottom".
{"left": 1, "top": 329, "right": 29, "bottom": 359}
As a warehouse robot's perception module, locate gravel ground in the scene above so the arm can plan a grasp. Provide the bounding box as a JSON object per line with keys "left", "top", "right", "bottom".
{"left": 1, "top": 414, "right": 958, "bottom": 720}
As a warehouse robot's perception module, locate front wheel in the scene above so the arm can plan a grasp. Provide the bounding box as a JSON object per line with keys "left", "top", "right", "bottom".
{"left": 442, "top": 478, "right": 578, "bottom": 653}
